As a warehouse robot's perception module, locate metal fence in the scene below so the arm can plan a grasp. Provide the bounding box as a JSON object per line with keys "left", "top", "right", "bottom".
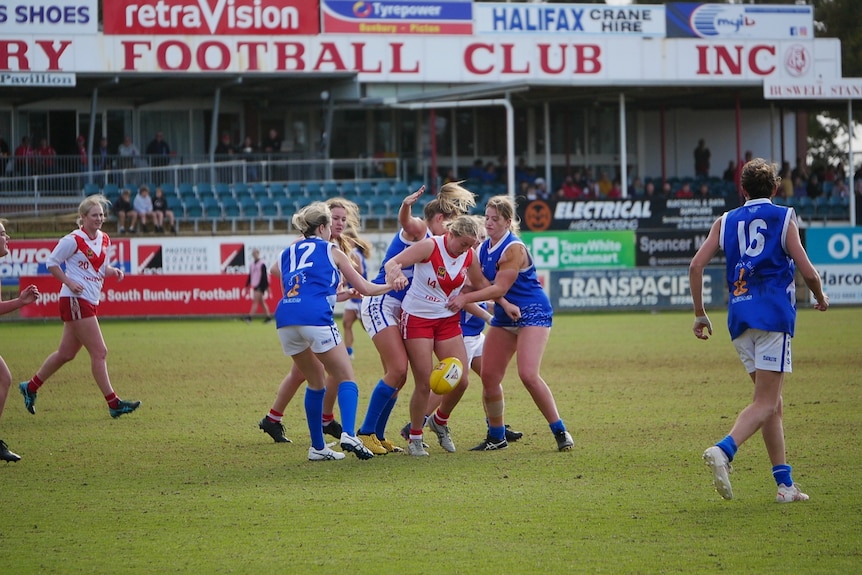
{"left": 0, "top": 154, "right": 403, "bottom": 216}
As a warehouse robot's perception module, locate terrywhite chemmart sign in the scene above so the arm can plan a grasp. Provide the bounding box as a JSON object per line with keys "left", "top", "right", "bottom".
{"left": 522, "top": 231, "right": 635, "bottom": 270}
{"left": 805, "top": 227, "right": 862, "bottom": 305}
{"left": 0, "top": 35, "right": 840, "bottom": 83}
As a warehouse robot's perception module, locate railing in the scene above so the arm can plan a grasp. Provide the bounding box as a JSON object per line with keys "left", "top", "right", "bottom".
{"left": 0, "top": 155, "right": 403, "bottom": 216}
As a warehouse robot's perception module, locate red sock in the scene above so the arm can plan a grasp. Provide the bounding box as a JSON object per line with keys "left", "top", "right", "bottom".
{"left": 433, "top": 410, "right": 450, "bottom": 426}
{"left": 321, "top": 413, "right": 334, "bottom": 425}
{"left": 267, "top": 409, "right": 283, "bottom": 423}
{"left": 105, "top": 392, "right": 120, "bottom": 409}
{"left": 410, "top": 428, "right": 423, "bottom": 439}
{"left": 28, "top": 375, "right": 44, "bottom": 392}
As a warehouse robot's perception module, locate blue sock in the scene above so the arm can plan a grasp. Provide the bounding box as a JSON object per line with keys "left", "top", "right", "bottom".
{"left": 772, "top": 464, "right": 793, "bottom": 487}
{"left": 305, "top": 387, "right": 326, "bottom": 450}
{"left": 549, "top": 419, "right": 566, "bottom": 434}
{"left": 337, "top": 381, "right": 359, "bottom": 437}
{"left": 346, "top": 346, "right": 353, "bottom": 356}
{"left": 376, "top": 396, "right": 398, "bottom": 440}
{"left": 359, "top": 380, "right": 397, "bottom": 435}
{"left": 716, "top": 435, "right": 738, "bottom": 462}
{"left": 489, "top": 424, "right": 506, "bottom": 441}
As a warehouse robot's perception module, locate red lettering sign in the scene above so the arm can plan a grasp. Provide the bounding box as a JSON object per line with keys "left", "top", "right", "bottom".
{"left": 103, "top": 0, "right": 319, "bottom": 36}
{"left": 696, "top": 44, "right": 775, "bottom": 76}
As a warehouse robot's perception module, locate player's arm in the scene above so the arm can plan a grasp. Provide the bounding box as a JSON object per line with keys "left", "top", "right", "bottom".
{"left": 336, "top": 247, "right": 403, "bottom": 296}
{"left": 688, "top": 217, "right": 721, "bottom": 339}
{"left": 385, "top": 237, "right": 434, "bottom": 275}
{"left": 785, "top": 217, "right": 829, "bottom": 311}
{"left": 447, "top": 244, "right": 522, "bottom": 311}
{"left": 398, "top": 185, "right": 428, "bottom": 241}
{"left": 0, "top": 285, "right": 39, "bottom": 315}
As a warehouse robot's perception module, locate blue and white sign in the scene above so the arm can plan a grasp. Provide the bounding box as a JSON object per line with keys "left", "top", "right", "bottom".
{"left": 0, "top": 0, "right": 96, "bottom": 35}
{"left": 805, "top": 227, "right": 862, "bottom": 305}
{"left": 666, "top": 3, "right": 812, "bottom": 39}
{"left": 475, "top": 3, "right": 665, "bottom": 37}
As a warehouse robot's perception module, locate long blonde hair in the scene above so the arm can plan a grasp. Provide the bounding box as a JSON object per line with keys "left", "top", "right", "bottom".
{"left": 292, "top": 202, "right": 331, "bottom": 237}
{"left": 484, "top": 195, "right": 520, "bottom": 235}
{"left": 424, "top": 181, "right": 476, "bottom": 220}
{"left": 77, "top": 194, "right": 111, "bottom": 227}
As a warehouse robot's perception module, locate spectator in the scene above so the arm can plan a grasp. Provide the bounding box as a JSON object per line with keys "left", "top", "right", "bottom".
{"left": 118, "top": 136, "right": 139, "bottom": 170}
{"left": 114, "top": 188, "right": 138, "bottom": 233}
{"left": 533, "top": 177, "right": 550, "bottom": 200}
{"left": 806, "top": 173, "right": 823, "bottom": 200}
{"left": 630, "top": 177, "right": 645, "bottom": 197}
{"left": 482, "top": 162, "right": 498, "bottom": 185}
{"left": 95, "top": 137, "right": 110, "bottom": 174}
{"left": 37, "top": 138, "right": 56, "bottom": 175}
{"left": 793, "top": 175, "right": 807, "bottom": 198}
{"left": 791, "top": 157, "right": 809, "bottom": 182}
{"left": 146, "top": 132, "right": 170, "bottom": 184}
{"left": 133, "top": 185, "right": 156, "bottom": 232}
{"left": 723, "top": 160, "right": 736, "bottom": 182}
{"left": 661, "top": 180, "right": 673, "bottom": 198}
{"left": 697, "top": 182, "right": 711, "bottom": 199}
{"left": 443, "top": 167, "right": 458, "bottom": 184}
{"left": 779, "top": 165, "right": 794, "bottom": 199}
{"left": 239, "top": 136, "right": 259, "bottom": 181}
{"left": 215, "top": 132, "right": 235, "bottom": 157}
{"left": 607, "top": 179, "right": 622, "bottom": 199}
{"left": 14, "top": 136, "right": 36, "bottom": 176}
{"left": 596, "top": 171, "right": 612, "bottom": 197}
{"left": 676, "top": 181, "right": 694, "bottom": 199}
{"left": 261, "top": 128, "right": 282, "bottom": 153}
{"left": 832, "top": 179, "right": 849, "bottom": 199}
{"left": 643, "top": 180, "right": 657, "bottom": 199}
{"left": 75, "top": 136, "right": 88, "bottom": 189}
{"left": 557, "top": 175, "right": 581, "bottom": 199}
{"left": 467, "top": 159, "right": 485, "bottom": 182}
{"left": 514, "top": 158, "right": 530, "bottom": 185}
{"left": 152, "top": 186, "right": 177, "bottom": 234}
{"left": 694, "top": 138, "right": 710, "bottom": 178}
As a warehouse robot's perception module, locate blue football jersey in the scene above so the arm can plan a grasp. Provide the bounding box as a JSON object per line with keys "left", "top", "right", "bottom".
{"left": 274, "top": 237, "right": 338, "bottom": 328}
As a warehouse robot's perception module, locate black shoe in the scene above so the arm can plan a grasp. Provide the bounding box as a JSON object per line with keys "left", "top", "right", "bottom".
{"left": 110, "top": 399, "right": 141, "bottom": 418}
{"left": 242, "top": 316, "right": 252, "bottom": 324}
{"left": 263, "top": 316, "right": 273, "bottom": 324}
{"left": 322, "top": 419, "right": 343, "bottom": 439}
{"left": 555, "top": 430, "right": 574, "bottom": 452}
{"left": 259, "top": 417, "right": 292, "bottom": 443}
{"left": 0, "top": 440, "right": 21, "bottom": 462}
{"left": 470, "top": 435, "right": 508, "bottom": 451}
{"left": 504, "top": 425, "right": 523, "bottom": 442}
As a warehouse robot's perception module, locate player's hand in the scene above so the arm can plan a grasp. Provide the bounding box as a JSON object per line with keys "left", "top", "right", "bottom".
{"left": 502, "top": 302, "right": 521, "bottom": 322}
{"left": 693, "top": 315, "right": 712, "bottom": 340}
{"left": 67, "top": 280, "right": 84, "bottom": 295}
{"left": 402, "top": 185, "right": 425, "bottom": 206}
{"left": 446, "top": 294, "right": 465, "bottom": 313}
{"left": 20, "top": 284, "right": 40, "bottom": 304}
{"left": 814, "top": 293, "right": 829, "bottom": 311}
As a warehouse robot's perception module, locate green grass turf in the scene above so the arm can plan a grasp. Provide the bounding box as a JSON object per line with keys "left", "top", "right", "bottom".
{"left": 0, "top": 309, "right": 860, "bottom": 574}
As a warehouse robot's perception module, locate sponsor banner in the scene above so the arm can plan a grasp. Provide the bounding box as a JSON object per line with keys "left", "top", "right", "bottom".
{"left": 814, "top": 264, "right": 862, "bottom": 305}
{"left": 322, "top": 0, "right": 473, "bottom": 35}
{"left": 764, "top": 79, "right": 862, "bottom": 101}
{"left": 103, "top": 0, "right": 318, "bottom": 35}
{"left": 805, "top": 227, "right": 862, "bottom": 265}
{"left": 475, "top": 3, "right": 664, "bottom": 37}
{"left": 0, "top": 0, "right": 96, "bottom": 35}
{"left": 522, "top": 231, "right": 635, "bottom": 270}
{"left": 18, "top": 274, "right": 282, "bottom": 318}
{"left": 0, "top": 72, "right": 75, "bottom": 86}
{"left": 635, "top": 229, "right": 726, "bottom": 267}
{"left": 549, "top": 267, "right": 725, "bottom": 311}
{"left": 804, "top": 228, "right": 862, "bottom": 305}
{"left": 518, "top": 197, "right": 732, "bottom": 233}
{"left": 0, "top": 238, "right": 132, "bottom": 285}
{"left": 666, "top": 3, "right": 812, "bottom": 40}
{"left": 0, "top": 35, "right": 837, "bottom": 83}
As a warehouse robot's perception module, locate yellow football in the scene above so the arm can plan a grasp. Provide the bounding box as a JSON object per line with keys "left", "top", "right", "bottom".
{"left": 429, "top": 357, "right": 463, "bottom": 395}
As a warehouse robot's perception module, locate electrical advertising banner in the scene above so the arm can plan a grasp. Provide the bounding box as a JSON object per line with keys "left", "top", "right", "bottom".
{"left": 804, "top": 227, "right": 862, "bottom": 305}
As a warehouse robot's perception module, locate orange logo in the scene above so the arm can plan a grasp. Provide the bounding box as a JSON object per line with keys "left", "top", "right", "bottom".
{"left": 733, "top": 268, "right": 748, "bottom": 297}
{"left": 524, "top": 201, "right": 552, "bottom": 231}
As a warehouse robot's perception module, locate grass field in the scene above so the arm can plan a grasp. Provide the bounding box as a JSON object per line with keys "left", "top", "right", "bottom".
{"left": 1, "top": 309, "right": 860, "bottom": 574}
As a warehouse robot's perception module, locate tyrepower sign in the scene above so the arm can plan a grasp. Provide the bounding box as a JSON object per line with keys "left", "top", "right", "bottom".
{"left": 321, "top": 0, "right": 473, "bottom": 35}
{"left": 102, "top": 0, "right": 319, "bottom": 35}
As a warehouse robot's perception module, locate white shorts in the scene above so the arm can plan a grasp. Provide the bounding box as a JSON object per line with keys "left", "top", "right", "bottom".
{"left": 360, "top": 293, "right": 402, "bottom": 338}
{"left": 277, "top": 324, "right": 342, "bottom": 356}
{"left": 343, "top": 299, "right": 361, "bottom": 313}
{"left": 732, "top": 329, "right": 792, "bottom": 374}
{"left": 464, "top": 333, "right": 485, "bottom": 366}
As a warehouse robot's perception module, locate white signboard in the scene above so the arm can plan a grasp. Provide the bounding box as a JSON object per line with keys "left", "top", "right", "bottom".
{"left": 0, "top": 34, "right": 841, "bottom": 84}
{"left": 475, "top": 3, "right": 665, "bottom": 37}
{"left": 0, "top": 0, "right": 97, "bottom": 35}
{"left": 764, "top": 78, "right": 862, "bottom": 100}
{"left": 0, "top": 72, "right": 75, "bottom": 86}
